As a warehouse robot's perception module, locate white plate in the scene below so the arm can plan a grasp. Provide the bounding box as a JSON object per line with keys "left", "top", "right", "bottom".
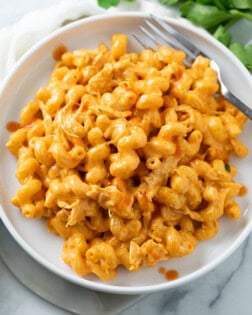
{"left": 0, "top": 12, "right": 252, "bottom": 295}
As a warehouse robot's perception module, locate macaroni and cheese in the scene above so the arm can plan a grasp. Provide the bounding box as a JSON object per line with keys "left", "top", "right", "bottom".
{"left": 6, "top": 34, "right": 248, "bottom": 280}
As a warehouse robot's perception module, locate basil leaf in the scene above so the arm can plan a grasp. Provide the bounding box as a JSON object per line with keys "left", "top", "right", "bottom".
{"left": 214, "top": 0, "right": 230, "bottom": 10}
{"left": 97, "top": 0, "right": 135, "bottom": 9}
{"left": 229, "top": 42, "right": 249, "bottom": 65}
{"left": 159, "top": 0, "right": 180, "bottom": 4}
{"left": 229, "top": 0, "right": 252, "bottom": 9}
{"left": 195, "top": 0, "right": 215, "bottom": 4}
{"left": 245, "top": 43, "right": 252, "bottom": 70}
{"left": 230, "top": 9, "right": 252, "bottom": 21}
{"left": 97, "top": 0, "right": 120, "bottom": 9}
{"left": 246, "top": 43, "right": 252, "bottom": 61}
{"left": 180, "top": 2, "right": 232, "bottom": 29}
{"left": 213, "top": 25, "right": 232, "bottom": 46}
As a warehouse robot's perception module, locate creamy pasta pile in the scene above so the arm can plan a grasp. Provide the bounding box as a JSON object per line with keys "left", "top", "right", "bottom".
{"left": 6, "top": 34, "right": 248, "bottom": 280}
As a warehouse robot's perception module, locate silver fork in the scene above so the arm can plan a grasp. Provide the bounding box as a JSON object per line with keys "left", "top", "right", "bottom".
{"left": 133, "top": 15, "right": 252, "bottom": 120}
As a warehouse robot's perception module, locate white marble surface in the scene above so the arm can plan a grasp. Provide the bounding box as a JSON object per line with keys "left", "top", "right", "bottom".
{"left": 1, "top": 1, "right": 252, "bottom": 315}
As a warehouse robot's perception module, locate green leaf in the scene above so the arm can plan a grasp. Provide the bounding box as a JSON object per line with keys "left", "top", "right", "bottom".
{"left": 246, "top": 43, "right": 252, "bottom": 60}
{"left": 97, "top": 0, "right": 120, "bottom": 9}
{"left": 159, "top": 0, "right": 180, "bottom": 4}
{"left": 245, "top": 43, "right": 252, "bottom": 69}
{"left": 229, "top": 42, "right": 249, "bottom": 66}
{"left": 180, "top": 2, "right": 232, "bottom": 29}
{"left": 195, "top": 0, "right": 216, "bottom": 4}
{"left": 98, "top": 0, "right": 138, "bottom": 8}
{"left": 229, "top": 0, "right": 252, "bottom": 9}
{"left": 213, "top": 25, "right": 232, "bottom": 46}
{"left": 230, "top": 9, "right": 252, "bottom": 21}
{"left": 97, "top": 0, "right": 118, "bottom": 8}
{"left": 213, "top": 0, "right": 230, "bottom": 10}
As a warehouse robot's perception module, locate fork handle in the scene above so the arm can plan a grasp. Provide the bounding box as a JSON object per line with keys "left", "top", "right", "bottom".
{"left": 224, "top": 91, "right": 252, "bottom": 120}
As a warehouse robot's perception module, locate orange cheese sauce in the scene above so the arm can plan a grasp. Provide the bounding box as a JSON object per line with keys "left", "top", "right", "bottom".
{"left": 53, "top": 44, "right": 67, "bottom": 61}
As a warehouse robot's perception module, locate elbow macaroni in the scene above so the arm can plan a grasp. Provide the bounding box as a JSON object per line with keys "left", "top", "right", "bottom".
{"left": 6, "top": 34, "right": 249, "bottom": 281}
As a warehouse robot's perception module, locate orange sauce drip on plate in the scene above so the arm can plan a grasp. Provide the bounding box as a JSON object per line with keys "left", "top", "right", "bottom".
{"left": 158, "top": 267, "right": 179, "bottom": 281}
{"left": 6, "top": 121, "right": 20, "bottom": 132}
{"left": 158, "top": 267, "right": 166, "bottom": 274}
{"left": 165, "top": 269, "right": 179, "bottom": 281}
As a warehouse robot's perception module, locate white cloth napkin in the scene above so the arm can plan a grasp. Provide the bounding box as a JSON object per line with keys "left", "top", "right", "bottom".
{"left": 0, "top": 0, "right": 176, "bottom": 84}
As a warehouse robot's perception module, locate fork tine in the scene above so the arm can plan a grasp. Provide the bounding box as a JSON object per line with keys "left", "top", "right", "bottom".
{"left": 132, "top": 33, "right": 148, "bottom": 49}
{"left": 139, "top": 25, "right": 159, "bottom": 46}
{"left": 150, "top": 14, "right": 202, "bottom": 57}
{"left": 133, "top": 25, "right": 186, "bottom": 55}
{"left": 132, "top": 33, "right": 155, "bottom": 49}
{"left": 143, "top": 20, "right": 196, "bottom": 61}
{"left": 143, "top": 21, "right": 180, "bottom": 48}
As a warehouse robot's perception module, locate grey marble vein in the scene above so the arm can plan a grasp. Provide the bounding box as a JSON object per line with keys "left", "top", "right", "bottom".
{"left": 159, "top": 290, "right": 189, "bottom": 315}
